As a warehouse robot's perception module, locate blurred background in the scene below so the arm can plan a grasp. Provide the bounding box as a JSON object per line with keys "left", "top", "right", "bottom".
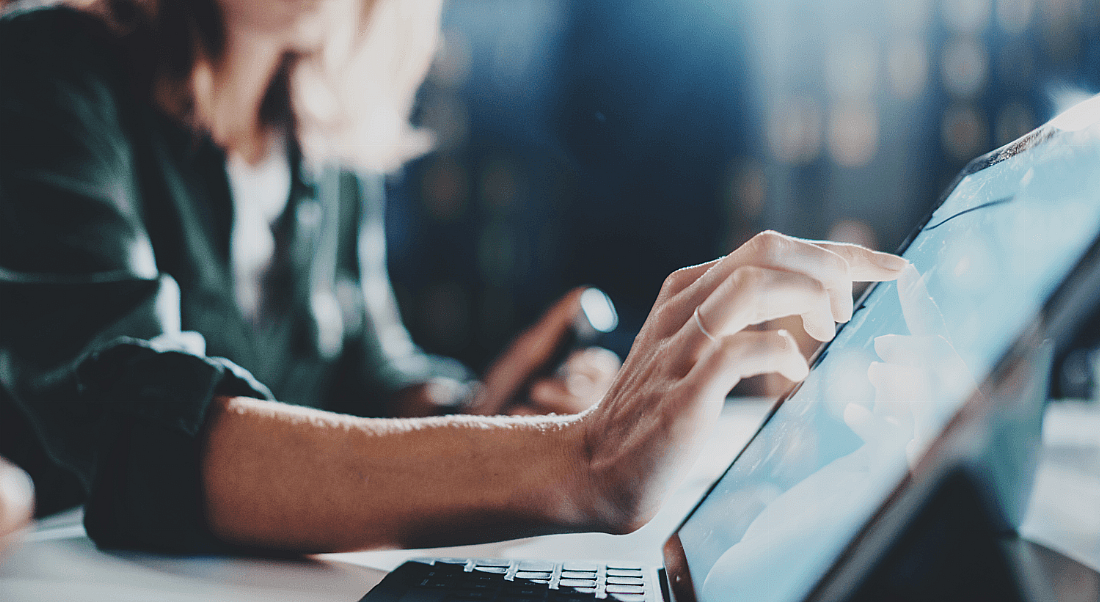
{"left": 384, "top": 0, "right": 1100, "bottom": 378}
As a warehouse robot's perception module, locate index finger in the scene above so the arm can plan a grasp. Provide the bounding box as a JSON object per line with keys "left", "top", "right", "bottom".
{"left": 814, "top": 241, "right": 909, "bottom": 282}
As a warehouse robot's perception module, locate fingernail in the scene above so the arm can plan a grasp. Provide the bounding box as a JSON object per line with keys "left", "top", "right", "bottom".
{"left": 874, "top": 253, "right": 908, "bottom": 271}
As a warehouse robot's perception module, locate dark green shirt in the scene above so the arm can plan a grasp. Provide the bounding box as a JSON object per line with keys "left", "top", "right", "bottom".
{"left": 0, "top": 6, "right": 464, "bottom": 553}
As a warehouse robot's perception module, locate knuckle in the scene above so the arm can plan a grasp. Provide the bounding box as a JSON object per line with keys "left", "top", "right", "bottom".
{"left": 828, "top": 249, "right": 852, "bottom": 278}
{"left": 751, "top": 230, "right": 789, "bottom": 260}
{"left": 661, "top": 267, "right": 691, "bottom": 295}
{"left": 648, "top": 301, "right": 678, "bottom": 333}
{"left": 727, "top": 267, "right": 765, "bottom": 324}
{"left": 730, "top": 264, "right": 766, "bottom": 290}
{"left": 809, "top": 275, "right": 829, "bottom": 297}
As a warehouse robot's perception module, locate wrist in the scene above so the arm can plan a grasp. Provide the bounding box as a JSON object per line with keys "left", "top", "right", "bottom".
{"left": 567, "top": 408, "right": 659, "bottom": 536}
{"left": 548, "top": 412, "right": 645, "bottom": 535}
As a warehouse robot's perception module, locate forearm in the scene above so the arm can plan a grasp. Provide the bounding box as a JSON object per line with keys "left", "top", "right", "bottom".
{"left": 200, "top": 396, "right": 592, "bottom": 553}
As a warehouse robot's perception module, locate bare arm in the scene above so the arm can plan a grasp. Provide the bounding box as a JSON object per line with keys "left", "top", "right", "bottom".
{"left": 201, "top": 232, "right": 907, "bottom": 553}
{"left": 201, "top": 396, "right": 592, "bottom": 553}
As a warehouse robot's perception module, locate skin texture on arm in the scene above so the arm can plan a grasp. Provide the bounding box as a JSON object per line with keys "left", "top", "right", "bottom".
{"left": 201, "top": 396, "right": 592, "bottom": 552}
{"left": 201, "top": 232, "right": 907, "bottom": 553}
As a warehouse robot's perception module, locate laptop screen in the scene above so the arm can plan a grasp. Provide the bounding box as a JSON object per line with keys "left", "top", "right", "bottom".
{"left": 669, "top": 97, "right": 1100, "bottom": 602}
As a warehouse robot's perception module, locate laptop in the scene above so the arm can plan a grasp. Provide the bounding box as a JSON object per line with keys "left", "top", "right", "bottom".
{"left": 360, "top": 94, "right": 1100, "bottom": 602}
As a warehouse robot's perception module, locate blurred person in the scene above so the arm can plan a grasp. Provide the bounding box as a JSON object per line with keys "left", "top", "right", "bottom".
{"left": 0, "top": 0, "right": 906, "bottom": 553}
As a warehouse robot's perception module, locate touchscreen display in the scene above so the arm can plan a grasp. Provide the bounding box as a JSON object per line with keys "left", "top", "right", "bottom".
{"left": 676, "top": 124, "right": 1100, "bottom": 602}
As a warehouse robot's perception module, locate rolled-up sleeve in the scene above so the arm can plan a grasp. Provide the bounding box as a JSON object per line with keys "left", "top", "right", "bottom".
{"left": 0, "top": 9, "right": 270, "bottom": 553}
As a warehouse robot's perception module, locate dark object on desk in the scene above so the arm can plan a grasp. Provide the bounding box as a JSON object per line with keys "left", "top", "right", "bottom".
{"left": 541, "top": 287, "right": 619, "bottom": 378}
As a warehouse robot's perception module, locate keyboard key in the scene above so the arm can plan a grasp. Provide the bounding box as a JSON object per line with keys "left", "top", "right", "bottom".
{"left": 473, "top": 567, "right": 509, "bottom": 574}
{"left": 475, "top": 559, "right": 512, "bottom": 567}
{"left": 562, "top": 562, "right": 599, "bottom": 572}
{"left": 518, "top": 561, "right": 556, "bottom": 572}
{"left": 606, "top": 576, "right": 644, "bottom": 586}
{"left": 606, "top": 585, "right": 645, "bottom": 594}
{"left": 605, "top": 563, "right": 641, "bottom": 571}
{"left": 558, "top": 578, "right": 598, "bottom": 588}
{"left": 506, "top": 582, "right": 549, "bottom": 590}
{"left": 607, "top": 595, "right": 646, "bottom": 602}
{"left": 560, "top": 571, "right": 597, "bottom": 580}
{"left": 516, "top": 571, "right": 553, "bottom": 580}
{"left": 606, "top": 569, "right": 643, "bottom": 577}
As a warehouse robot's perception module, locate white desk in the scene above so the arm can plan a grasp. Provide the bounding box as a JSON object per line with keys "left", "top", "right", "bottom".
{"left": 1, "top": 399, "right": 1097, "bottom": 602}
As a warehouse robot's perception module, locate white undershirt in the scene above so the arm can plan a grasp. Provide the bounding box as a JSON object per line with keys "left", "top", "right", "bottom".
{"left": 226, "top": 143, "right": 292, "bottom": 323}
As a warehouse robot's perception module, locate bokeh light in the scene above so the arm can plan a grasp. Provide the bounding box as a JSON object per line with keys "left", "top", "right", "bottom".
{"left": 941, "top": 103, "right": 988, "bottom": 160}
{"left": 828, "top": 219, "right": 879, "bottom": 250}
{"left": 887, "top": 37, "right": 929, "bottom": 100}
{"left": 828, "top": 101, "right": 880, "bottom": 167}
{"left": 941, "top": 36, "right": 989, "bottom": 98}
{"left": 825, "top": 34, "right": 879, "bottom": 101}
{"left": 768, "top": 96, "right": 824, "bottom": 164}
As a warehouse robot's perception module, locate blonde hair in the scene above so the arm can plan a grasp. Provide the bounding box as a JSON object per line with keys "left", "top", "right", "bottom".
{"left": 78, "top": 0, "right": 442, "bottom": 172}
{"left": 290, "top": 0, "right": 442, "bottom": 172}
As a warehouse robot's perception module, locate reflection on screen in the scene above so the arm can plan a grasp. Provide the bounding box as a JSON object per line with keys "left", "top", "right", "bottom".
{"left": 678, "top": 124, "right": 1100, "bottom": 602}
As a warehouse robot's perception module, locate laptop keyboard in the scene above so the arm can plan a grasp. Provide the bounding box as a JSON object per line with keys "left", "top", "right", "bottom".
{"left": 359, "top": 557, "right": 656, "bottom": 602}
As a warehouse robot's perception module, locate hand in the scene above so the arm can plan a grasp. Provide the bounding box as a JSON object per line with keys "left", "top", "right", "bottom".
{"left": 510, "top": 347, "right": 621, "bottom": 416}
{"left": 468, "top": 288, "right": 617, "bottom": 416}
{"left": 574, "top": 231, "right": 907, "bottom": 532}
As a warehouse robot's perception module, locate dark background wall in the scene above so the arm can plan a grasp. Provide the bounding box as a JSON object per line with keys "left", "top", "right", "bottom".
{"left": 385, "top": 0, "right": 1100, "bottom": 374}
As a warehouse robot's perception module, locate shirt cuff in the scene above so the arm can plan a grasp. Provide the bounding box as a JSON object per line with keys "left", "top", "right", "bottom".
{"left": 75, "top": 337, "right": 271, "bottom": 553}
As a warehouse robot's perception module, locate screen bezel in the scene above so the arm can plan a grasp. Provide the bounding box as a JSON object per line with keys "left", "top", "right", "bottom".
{"left": 661, "top": 121, "right": 1087, "bottom": 602}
